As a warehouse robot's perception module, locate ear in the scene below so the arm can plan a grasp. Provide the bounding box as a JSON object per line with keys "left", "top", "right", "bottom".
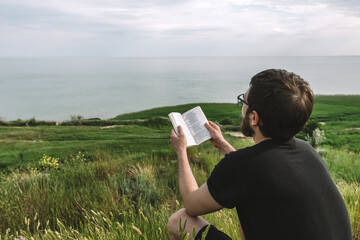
{"left": 249, "top": 110, "right": 261, "bottom": 126}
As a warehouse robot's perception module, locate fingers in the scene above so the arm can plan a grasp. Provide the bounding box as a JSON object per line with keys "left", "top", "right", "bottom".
{"left": 177, "top": 125, "right": 183, "bottom": 134}
{"left": 206, "top": 121, "right": 220, "bottom": 134}
{"left": 171, "top": 126, "right": 184, "bottom": 138}
{"left": 177, "top": 126, "right": 187, "bottom": 137}
{"left": 208, "top": 121, "right": 220, "bottom": 130}
{"left": 205, "top": 122, "right": 214, "bottom": 131}
{"left": 171, "top": 129, "right": 177, "bottom": 137}
{"left": 170, "top": 126, "right": 187, "bottom": 152}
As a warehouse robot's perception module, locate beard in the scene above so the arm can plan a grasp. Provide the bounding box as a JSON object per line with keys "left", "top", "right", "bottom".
{"left": 241, "top": 113, "right": 255, "bottom": 137}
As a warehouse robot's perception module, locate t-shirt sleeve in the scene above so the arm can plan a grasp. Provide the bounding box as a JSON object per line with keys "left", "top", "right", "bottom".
{"left": 207, "top": 153, "right": 248, "bottom": 209}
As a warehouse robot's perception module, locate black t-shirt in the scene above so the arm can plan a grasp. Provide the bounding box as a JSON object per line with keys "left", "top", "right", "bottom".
{"left": 207, "top": 138, "right": 352, "bottom": 240}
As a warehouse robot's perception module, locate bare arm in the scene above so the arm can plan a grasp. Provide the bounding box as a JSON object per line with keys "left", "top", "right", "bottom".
{"left": 175, "top": 145, "right": 198, "bottom": 200}
{"left": 170, "top": 126, "right": 223, "bottom": 216}
{"left": 205, "top": 121, "right": 236, "bottom": 155}
{"left": 170, "top": 125, "right": 245, "bottom": 239}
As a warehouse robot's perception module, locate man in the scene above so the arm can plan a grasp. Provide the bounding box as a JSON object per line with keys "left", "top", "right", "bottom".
{"left": 167, "top": 69, "right": 352, "bottom": 240}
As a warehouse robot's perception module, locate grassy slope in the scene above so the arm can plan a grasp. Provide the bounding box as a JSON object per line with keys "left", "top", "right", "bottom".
{"left": 1, "top": 95, "right": 360, "bottom": 168}
{"left": 114, "top": 95, "right": 360, "bottom": 152}
{"left": 0, "top": 96, "right": 359, "bottom": 239}
{"left": 0, "top": 125, "right": 171, "bottom": 168}
{"left": 311, "top": 95, "right": 360, "bottom": 152}
{"left": 113, "top": 95, "right": 360, "bottom": 121}
{"left": 114, "top": 103, "right": 242, "bottom": 124}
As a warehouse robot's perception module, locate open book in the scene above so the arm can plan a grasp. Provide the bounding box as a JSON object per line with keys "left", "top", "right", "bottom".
{"left": 168, "top": 106, "right": 211, "bottom": 147}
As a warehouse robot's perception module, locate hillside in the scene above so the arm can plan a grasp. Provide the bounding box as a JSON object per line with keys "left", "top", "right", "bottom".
{"left": 0, "top": 96, "right": 359, "bottom": 239}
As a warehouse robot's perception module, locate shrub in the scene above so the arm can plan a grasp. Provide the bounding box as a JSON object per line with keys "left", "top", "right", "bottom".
{"left": 26, "top": 117, "right": 37, "bottom": 127}
{"left": 141, "top": 117, "right": 171, "bottom": 128}
{"left": 36, "top": 121, "right": 57, "bottom": 126}
{"left": 7, "top": 119, "right": 27, "bottom": 126}
{"left": 220, "top": 117, "right": 234, "bottom": 125}
{"left": 303, "top": 119, "right": 321, "bottom": 137}
{"left": 305, "top": 128, "right": 326, "bottom": 149}
{"left": 222, "top": 125, "right": 241, "bottom": 131}
{"left": 70, "top": 115, "right": 84, "bottom": 126}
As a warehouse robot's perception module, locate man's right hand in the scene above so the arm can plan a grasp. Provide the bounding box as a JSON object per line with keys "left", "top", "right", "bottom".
{"left": 170, "top": 126, "right": 187, "bottom": 155}
{"left": 205, "top": 121, "right": 236, "bottom": 155}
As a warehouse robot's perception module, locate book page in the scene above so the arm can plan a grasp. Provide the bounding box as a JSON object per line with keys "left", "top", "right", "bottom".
{"left": 168, "top": 112, "right": 197, "bottom": 147}
{"left": 182, "top": 106, "right": 211, "bottom": 145}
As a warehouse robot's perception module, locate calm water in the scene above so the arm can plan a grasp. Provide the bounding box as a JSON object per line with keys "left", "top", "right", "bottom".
{"left": 0, "top": 57, "right": 359, "bottom": 121}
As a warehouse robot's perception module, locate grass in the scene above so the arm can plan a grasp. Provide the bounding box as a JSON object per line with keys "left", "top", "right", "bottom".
{"left": 311, "top": 95, "right": 360, "bottom": 152}
{"left": 0, "top": 140, "right": 358, "bottom": 239}
{"left": 113, "top": 103, "right": 243, "bottom": 125}
{"left": 0, "top": 140, "right": 247, "bottom": 239}
{"left": 0, "top": 96, "right": 360, "bottom": 239}
{"left": 0, "top": 125, "right": 170, "bottom": 169}
{"left": 113, "top": 96, "right": 360, "bottom": 152}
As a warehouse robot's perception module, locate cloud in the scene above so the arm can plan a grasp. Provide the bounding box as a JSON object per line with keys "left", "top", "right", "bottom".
{"left": 0, "top": 0, "right": 359, "bottom": 56}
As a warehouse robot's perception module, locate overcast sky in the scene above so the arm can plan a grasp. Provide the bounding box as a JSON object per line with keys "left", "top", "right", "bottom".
{"left": 1, "top": 0, "right": 360, "bottom": 57}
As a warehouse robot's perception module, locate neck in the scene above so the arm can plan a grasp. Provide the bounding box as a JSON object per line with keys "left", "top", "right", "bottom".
{"left": 252, "top": 131, "right": 271, "bottom": 144}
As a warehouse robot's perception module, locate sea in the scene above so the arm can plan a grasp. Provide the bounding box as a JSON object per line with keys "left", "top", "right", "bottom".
{"left": 0, "top": 56, "right": 359, "bottom": 121}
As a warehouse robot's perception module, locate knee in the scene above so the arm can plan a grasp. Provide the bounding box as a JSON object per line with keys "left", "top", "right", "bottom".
{"left": 167, "top": 208, "right": 187, "bottom": 235}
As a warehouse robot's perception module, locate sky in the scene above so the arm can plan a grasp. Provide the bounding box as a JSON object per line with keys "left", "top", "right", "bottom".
{"left": 1, "top": 0, "right": 360, "bottom": 57}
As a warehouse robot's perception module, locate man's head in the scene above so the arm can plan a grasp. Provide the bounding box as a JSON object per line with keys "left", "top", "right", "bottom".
{"left": 241, "top": 69, "right": 314, "bottom": 141}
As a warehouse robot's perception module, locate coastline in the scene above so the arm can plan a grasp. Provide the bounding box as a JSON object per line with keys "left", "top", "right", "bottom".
{"left": 1, "top": 94, "right": 360, "bottom": 122}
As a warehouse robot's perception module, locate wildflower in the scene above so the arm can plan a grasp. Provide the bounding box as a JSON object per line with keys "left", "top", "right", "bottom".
{"left": 38, "top": 154, "right": 59, "bottom": 171}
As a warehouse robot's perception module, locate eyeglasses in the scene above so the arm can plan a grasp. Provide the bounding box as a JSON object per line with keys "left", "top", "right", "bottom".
{"left": 237, "top": 94, "right": 249, "bottom": 107}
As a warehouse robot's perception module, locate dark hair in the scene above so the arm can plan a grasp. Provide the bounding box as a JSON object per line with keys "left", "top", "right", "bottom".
{"left": 247, "top": 69, "right": 314, "bottom": 140}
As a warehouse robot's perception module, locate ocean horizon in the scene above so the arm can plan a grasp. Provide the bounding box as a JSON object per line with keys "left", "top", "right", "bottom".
{"left": 1, "top": 56, "right": 359, "bottom": 121}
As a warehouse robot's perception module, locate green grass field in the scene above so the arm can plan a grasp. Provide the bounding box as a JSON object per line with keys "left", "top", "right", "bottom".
{"left": 0, "top": 95, "right": 359, "bottom": 239}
